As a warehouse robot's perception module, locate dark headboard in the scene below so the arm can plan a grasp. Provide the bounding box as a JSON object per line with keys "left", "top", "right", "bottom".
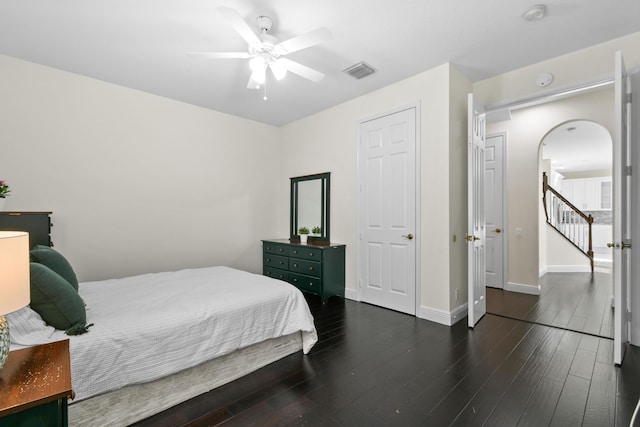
{"left": 0, "top": 212, "right": 53, "bottom": 248}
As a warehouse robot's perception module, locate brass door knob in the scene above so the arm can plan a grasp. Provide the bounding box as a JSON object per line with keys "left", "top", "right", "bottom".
{"left": 607, "top": 242, "right": 618, "bottom": 248}
{"left": 402, "top": 233, "right": 414, "bottom": 240}
{"left": 495, "top": 228, "right": 502, "bottom": 233}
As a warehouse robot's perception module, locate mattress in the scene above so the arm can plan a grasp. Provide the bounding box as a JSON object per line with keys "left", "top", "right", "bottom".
{"left": 8, "top": 266, "right": 317, "bottom": 401}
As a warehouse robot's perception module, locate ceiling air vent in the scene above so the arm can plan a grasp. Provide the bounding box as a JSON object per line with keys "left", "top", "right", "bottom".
{"left": 343, "top": 61, "right": 376, "bottom": 79}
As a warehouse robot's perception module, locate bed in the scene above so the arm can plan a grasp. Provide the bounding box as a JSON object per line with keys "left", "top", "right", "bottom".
{"left": 7, "top": 264, "right": 318, "bottom": 426}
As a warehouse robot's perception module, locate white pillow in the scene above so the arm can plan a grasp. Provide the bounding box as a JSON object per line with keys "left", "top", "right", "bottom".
{"left": 6, "top": 306, "right": 59, "bottom": 347}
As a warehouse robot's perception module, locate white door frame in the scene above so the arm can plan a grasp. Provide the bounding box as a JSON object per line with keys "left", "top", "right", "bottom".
{"left": 631, "top": 70, "right": 640, "bottom": 347}
{"left": 356, "top": 102, "right": 422, "bottom": 316}
{"left": 613, "top": 51, "right": 630, "bottom": 365}
{"left": 486, "top": 132, "right": 508, "bottom": 289}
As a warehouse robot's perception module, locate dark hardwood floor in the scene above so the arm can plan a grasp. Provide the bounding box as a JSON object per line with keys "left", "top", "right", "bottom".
{"left": 132, "top": 293, "right": 639, "bottom": 427}
{"left": 487, "top": 272, "right": 614, "bottom": 339}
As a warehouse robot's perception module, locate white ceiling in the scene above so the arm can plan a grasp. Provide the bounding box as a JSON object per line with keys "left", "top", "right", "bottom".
{"left": 542, "top": 120, "right": 612, "bottom": 174}
{"left": 0, "top": 1, "right": 638, "bottom": 126}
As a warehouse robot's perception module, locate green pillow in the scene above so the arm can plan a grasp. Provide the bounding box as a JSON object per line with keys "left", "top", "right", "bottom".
{"left": 30, "top": 245, "right": 79, "bottom": 291}
{"left": 29, "top": 262, "right": 89, "bottom": 335}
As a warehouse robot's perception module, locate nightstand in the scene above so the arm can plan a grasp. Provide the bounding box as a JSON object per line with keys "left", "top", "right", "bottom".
{"left": 0, "top": 340, "right": 73, "bottom": 427}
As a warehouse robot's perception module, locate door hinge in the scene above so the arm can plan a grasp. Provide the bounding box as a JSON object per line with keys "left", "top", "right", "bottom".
{"left": 626, "top": 93, "right": 632, "bottom": 104}
{"left": 626, "top": 165, "right": 632, "bottom": 176}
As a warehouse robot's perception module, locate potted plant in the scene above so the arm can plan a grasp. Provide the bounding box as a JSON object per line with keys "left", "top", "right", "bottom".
{"left": 311, "top": 226, "right": 322, "bottom": 236}
{"left": 0, "top": 180, "right": 10, "bottom": 211}
{"left": 298, "top": 226, "right": 310, "bottom": 243}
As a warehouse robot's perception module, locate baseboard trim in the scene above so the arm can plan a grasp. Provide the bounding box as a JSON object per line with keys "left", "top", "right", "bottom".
{"left": 346, "top": 290, "right": 469, "bottom": 327}
{"left": 344, "top": 288, "right": 359, "bottom": 301}
{"left": 419, "top": 303, "right": 468, "bottom": 326}
{"left": 543, "top": 265, "right": 591, "bottom": 273}
{"left": 505, "top": 282, "right": 541, "bottom": 295}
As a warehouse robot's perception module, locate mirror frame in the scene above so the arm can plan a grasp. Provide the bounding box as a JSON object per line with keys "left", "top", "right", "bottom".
{"left": 290, "top": 172, "right": 330, "bottom": 243}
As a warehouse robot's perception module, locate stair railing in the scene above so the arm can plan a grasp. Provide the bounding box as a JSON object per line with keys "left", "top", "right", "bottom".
{"left": 542, "top": 172, "right": 594, "bottom": 272}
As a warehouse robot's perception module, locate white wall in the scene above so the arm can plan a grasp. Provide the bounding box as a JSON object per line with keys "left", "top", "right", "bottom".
{"left": 280, "top": 63, "right": 471, "bottom": 318}
{"left": 0, "top": 54, "right": 282, "bottom": 281}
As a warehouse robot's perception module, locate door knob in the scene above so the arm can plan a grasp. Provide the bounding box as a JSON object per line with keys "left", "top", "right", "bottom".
{"left": 495, "top": 228, "right": 502, "bottom": 233}
{"left": 466, "top": 235, "right": 481, "bottom": 242}
{"left": 607, "top": 242, "right": 618, "bottom": 248}
{"left": 402, "top": 233, "right": 414, "bottom": 240}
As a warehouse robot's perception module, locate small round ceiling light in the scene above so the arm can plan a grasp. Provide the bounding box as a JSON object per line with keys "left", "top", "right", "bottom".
{"left": 523, "top": 4, "right": 547, "bottom": 21}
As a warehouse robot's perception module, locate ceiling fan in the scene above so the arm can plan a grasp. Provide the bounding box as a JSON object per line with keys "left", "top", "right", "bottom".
{"left": 190, "top": 7, "right": 331, "bottom": 90}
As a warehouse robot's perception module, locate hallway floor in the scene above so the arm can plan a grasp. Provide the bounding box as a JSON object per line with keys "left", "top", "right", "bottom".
{"left": 487, "top": 271, "right": 614, "bottom": 339}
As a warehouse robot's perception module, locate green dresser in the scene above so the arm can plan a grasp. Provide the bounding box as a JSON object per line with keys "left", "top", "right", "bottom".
{"left": 262, "top": 239, "right": 345, "bottom": 303}
{"left": 0, "top": 211, "right": 52, "bottom": 248}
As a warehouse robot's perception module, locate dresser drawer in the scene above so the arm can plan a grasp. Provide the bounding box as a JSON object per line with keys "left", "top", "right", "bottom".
{"left": 289, "top": 258, "right": 321, "bottom": 277}
{"left": 262, "top": 240, "right": 345, "bottom": 304}
{"left": 289, "top": 246, "right": 322, "bottom": 260}
{"left": 289, "top": 273, "right": 321, "bottom": 294}
{"left": 263, "top": 254, "right": 289, "bottom": 270}
{"left": 264, "top": 266, "right": 288, "bottom": 281}
{"left": 263, "top": 242, "right": 289, "bottom": 256}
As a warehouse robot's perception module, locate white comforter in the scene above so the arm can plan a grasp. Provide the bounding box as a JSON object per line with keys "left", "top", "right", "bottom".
{"left": 8, "top": 266, "right": 317, "bottom": 401}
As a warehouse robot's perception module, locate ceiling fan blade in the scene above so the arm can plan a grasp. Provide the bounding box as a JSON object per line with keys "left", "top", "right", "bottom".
{"left": 188, "top": 52, "right": 252, "bottom": 59}
{"left": 278, "top": 58, "right": 325, "bottom": 82}
{"left": 276, "top": 28, "right": 331, "bottom": 55}
{"left": 217, "top": 6, "right": 261, "bottom": 46}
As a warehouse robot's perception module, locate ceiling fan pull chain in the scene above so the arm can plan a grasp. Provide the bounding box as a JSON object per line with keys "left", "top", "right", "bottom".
{"left": 263, "top": 79, "right": 268, "bottom": 101}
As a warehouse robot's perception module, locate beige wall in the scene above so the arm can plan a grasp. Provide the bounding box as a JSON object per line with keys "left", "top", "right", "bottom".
{"left": 477, "top": 32, "right": 640, "bottom": 288}
{"left": 474, "top": 32, "right": 640, "bottom": 108}
{"left": 3, "top": 30, "right": 638, "bottom": 321}
{"left": 487, "top": 89, "right": 614, "bottom": 287}
{"left": 0, "top": 54, "right": 281, "bottom": 281}
{"left": 281, "top": 63, "right": 471, "bottom": 317}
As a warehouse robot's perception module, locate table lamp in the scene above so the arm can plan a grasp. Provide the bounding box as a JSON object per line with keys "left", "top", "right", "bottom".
{"left": 0, "top": 231, "right": 30, "bottom": 371}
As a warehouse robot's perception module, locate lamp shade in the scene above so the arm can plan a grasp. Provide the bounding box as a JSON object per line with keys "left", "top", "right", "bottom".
{"left": 0, "top": 231, "right": 30, "bottom": 315}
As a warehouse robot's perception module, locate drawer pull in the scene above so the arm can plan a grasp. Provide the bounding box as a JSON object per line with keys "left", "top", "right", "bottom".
{"left": 279, "top": 261, "right": 284, "bottom": 265}
{"left": 266, "top": 246, "right": 272, "bottom": 250}
{"left": 309, "top": 267, "right": 314, "bottom": 271}
{"left": 308, "top": 253, "right": 314, "bottom": 257}
{"left": 292, "top": 250, "right": 299, "bottom": 254}
{"left": 308, "top": 282, "right": 313, "bottom": 287}
{"left": 293, "top": 263, "right": 299, "bottom": 268}
{"left": 266, "top": 257, "right": 271, "bottom": 262}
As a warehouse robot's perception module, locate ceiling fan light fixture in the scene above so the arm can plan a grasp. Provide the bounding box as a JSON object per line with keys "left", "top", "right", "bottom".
{"left": 249, "top": 55, "right": 266, "bottom": 73}
{"left": 270, "top": 60, "right": 287, "bottom": 80}
{"left": 253, "top": 67, "right": 266, "bottom": 85}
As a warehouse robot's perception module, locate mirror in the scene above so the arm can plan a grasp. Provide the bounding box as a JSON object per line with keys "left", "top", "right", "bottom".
{"left": 290, "top": 172, "right": 330, "bottom": 243}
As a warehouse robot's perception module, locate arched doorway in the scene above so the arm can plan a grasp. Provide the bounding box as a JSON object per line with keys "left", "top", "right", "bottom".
{"left": 540, "top": 120, "right": 613, "bottom": 272}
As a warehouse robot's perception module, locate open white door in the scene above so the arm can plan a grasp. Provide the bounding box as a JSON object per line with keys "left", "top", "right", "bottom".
{"left": 613, "top": 51, "right": 632, "bottom": 365}
{"left": 468, "top": 94, "right": 487, "bottom": 327}
{"left": 485, "top": 134, "right": 505, "bottom": 289}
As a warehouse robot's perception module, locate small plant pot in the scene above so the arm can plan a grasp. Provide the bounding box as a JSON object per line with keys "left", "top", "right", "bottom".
{"left": 300, "top": 235, "right": 308, "bottom": 243}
